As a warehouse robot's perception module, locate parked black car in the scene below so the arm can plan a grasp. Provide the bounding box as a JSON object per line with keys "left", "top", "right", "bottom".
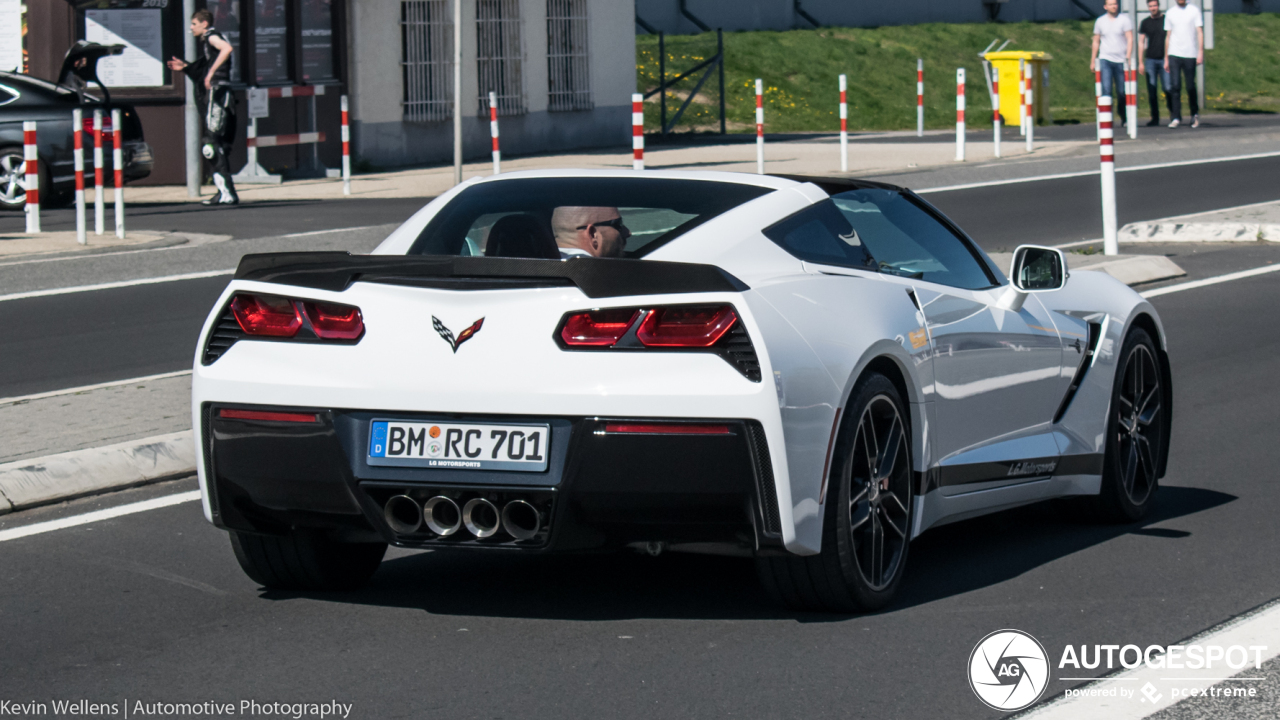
{"left": 0, "top": 42, "right": 153, "bottom": 210}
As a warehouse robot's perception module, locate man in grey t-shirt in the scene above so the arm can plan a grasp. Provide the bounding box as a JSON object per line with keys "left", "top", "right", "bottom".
{"left": 1091, "top": 0, "right": 1134, "bottom": 129}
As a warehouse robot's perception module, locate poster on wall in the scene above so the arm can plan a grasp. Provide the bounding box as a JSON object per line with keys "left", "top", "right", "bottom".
{"left": 0, "top": 0, "right": 23, "bottom": 73}
{"left": 86, "top": 8, "right": 164, "bottom": 87}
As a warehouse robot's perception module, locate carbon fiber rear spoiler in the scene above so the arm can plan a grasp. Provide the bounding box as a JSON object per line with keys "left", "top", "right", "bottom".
{"left": 233, "top": 252, "right": 750, "bottom": 299}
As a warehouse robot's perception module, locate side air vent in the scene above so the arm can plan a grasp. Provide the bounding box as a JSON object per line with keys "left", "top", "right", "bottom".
{"left": 717, "top": 322, "right": 762, "bottom": 382}
{"left": 202, "top": 305, "right": 247, "bottom": 365}
{"left": 1053, "top": 321, "right": 1104, "bottom": 423}
{"left": 746, "top": 421, "right": 781, "bottom": 535}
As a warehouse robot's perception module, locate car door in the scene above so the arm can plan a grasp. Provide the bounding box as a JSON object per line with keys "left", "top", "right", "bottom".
{"left": 828, "top": 188, "right": 1066, "bottom": 491}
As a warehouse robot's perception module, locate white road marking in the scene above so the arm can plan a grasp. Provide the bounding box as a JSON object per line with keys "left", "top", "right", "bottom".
{"left": 0, "top": 269, "right": 233, "bottom": 303}
{"left": 0, "top": 370, "right": 193, "bottom": 407}
{"left": 277, "top": 225, "right": 381, "bottom": 238}
{"left": 1020, "top": 598, "right": 1280, "bottom": 720}
{"left": 917, "top": 150, "right": 1280, "bottom": 194}
{"left": 0, "top": 490, "right": 201, "bottom": 543}
{"left": 1141, "top": 264, "right": 1280, "bottom": 299}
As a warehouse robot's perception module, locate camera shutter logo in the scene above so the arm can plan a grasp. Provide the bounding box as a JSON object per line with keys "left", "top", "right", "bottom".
{"left": 968, "top": 629, "right": 1049, "bottom": 711}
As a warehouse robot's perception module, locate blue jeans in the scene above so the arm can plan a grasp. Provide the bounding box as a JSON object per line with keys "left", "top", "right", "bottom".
{"left": 1144, "top": 58, "right": 1172, "bottom": 121}
{"left": 1098, "top": 59, "right": 1128, "bottom": 122}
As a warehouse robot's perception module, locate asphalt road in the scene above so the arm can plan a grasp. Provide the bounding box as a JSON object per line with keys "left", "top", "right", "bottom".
{"left": 1, "top": 269, "right": 1277, "bottom": 718}
{"left": 0, "top": 153, "right": 1277, "bottom": 399}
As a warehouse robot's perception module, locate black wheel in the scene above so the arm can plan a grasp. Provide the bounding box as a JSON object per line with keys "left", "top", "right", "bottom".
{"left": 757, "top": 373, "right": 913, "bottom": 613}
{"left": 229, "top": 529, "right": 386, "bottom": 591}
{"left": 1093, "top": 327, "right": 1165, "bottom": 522}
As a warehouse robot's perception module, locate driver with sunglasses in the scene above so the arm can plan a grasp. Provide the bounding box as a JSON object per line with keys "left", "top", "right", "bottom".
{"left": 550, "top": 206, "right": 631, "bottom": 258}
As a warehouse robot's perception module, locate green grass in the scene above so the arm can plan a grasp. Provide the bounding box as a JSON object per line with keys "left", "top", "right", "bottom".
{"left": 636, "top": 13, "right": 1280, "bottom": 133}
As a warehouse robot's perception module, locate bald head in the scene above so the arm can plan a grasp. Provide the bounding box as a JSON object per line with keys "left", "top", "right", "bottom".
{"left": 551, "top": 206, "right": 630, "bottom": 257}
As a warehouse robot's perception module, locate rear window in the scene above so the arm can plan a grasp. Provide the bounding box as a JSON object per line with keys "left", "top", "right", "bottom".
{"left": 407, "top": 177, "right": 771, "bottom": 259}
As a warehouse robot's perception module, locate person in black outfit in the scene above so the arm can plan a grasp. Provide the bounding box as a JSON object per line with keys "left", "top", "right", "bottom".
{"left": 166, "top": 10, "right": 239, "bottom": 205}
{"left": 1138, "top": 0, "right": 1173, "bottom": 127}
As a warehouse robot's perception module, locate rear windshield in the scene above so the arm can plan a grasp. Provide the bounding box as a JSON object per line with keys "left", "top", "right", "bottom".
{"left": 407, "top": 177, "right": 772, "bottom": 260}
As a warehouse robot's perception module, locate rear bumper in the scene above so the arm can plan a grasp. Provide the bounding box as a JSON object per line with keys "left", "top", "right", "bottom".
{"left": 201, "top": 403, "right": 785, "bottom": 553}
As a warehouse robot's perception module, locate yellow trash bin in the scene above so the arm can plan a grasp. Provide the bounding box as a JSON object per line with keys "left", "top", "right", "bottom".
{"left": 984, "top": 51, "right": 1052, "bottom": 126}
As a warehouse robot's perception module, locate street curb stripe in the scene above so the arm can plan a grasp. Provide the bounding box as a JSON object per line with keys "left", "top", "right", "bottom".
{"left": 0, "top": 491, "right": 201, "bottom": 543}
{"left": 1141, "top": 264, "right": 1280, "bottom": 299}
{"left": 0, "top": 269, "right": 233, "bottom": 303}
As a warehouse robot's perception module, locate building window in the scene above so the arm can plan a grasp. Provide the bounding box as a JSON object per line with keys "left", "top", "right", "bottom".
{"left": 476, "top": 0, "right": 524, "bottom": 116}
{"left": 400, "top": 0, "right": 453, "bottom": 123}
{"left": 253, "top": 0, "right": 290, "bottom": 84}
{"left": 546, "top": 0, "right": 591, "bottom": 111}
{"left": 300, "top": 0, "right": 338, "bottom": 82}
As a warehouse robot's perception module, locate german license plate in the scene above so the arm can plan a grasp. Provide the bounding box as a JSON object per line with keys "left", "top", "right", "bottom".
{"left": 368, "top": 420, "right": 550, "bottom": 472}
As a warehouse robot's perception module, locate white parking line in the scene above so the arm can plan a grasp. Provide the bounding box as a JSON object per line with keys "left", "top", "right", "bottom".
{"left": 0, "top": 269, "right": 233, "bottom": 303}
{"left": 1020, "top": 598, "right": 1280, "bottom": 720}
{"left": 917, "top": 150, "right": 1280, "bottom": 193}
{"left": 1141, "top": 264, "right": 1280, "bottom": 299}
{"left": 0, "top": 491, "right": 201, "bottom": 543}
{"left": 0, "top": 370, "right": 193, "bottom": 407}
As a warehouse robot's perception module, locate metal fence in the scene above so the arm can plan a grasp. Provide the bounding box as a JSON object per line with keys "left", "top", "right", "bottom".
{"left": 400, "top": 0, "right": 453, "bottom": 123}
{"left": 476, "top": 0, "right": 526, "bottom": 116}
{"left": 638, "top": 30, "right": 725, "bottom": 136}
{"left": 546, "top": 0, "right": 592, "bottom": 112}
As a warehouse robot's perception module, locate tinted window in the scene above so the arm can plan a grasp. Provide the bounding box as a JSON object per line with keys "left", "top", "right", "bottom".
{"left": 763, "top": 200, "right": 876, "bottom": 271}
{"left": 408, "top": 177, "right": 771, "bottom": 259}
{"left": 0, "top": 86, "right": 16, "bottom": 106}
{"left": 829, "top": 188, "right": 995, "bottom": 290}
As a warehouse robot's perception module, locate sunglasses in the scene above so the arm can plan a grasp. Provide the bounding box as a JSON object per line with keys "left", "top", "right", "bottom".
{"left": 578, "top": 217, "right": 626, "bottom": 231}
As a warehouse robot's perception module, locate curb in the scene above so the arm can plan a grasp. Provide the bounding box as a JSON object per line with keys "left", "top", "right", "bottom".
{"left": 0, "top": 431, "right": 195, "bottom": 515}
{"left": 989, "top": 252, "right": 1186, "bottom": 287}
{"left": 1120, "top": 221, "right": 1280, "bottom": 243}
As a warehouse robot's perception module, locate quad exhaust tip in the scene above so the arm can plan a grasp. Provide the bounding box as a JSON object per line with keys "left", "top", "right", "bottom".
{"left": 384, "top": 495, "right": 423, "bottom": 534}
{"left": 462, "top": 498, "right": 501, "bottom": 538}
{"left": 423, "top": 496, "right": 462, "bottom": 537}
{"left": 501, "top": 500, "right": 541, "bottom": 541}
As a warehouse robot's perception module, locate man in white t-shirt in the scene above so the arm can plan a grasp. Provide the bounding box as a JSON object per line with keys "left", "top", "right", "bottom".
{"left": 1090, "top": 0, "right": 1134, "bottom": 129}
{"left": 1163, "top": 0, "right": 1204, "bottom": 128}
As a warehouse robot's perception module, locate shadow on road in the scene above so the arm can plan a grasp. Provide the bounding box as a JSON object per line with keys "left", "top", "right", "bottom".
{"left": 261, "top": 484, "right": 1233, "bottom": 621}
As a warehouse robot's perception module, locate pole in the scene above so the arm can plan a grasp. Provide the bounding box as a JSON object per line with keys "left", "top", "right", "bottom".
{"left": 340, "top": 95, "right": 351, "bottom": 195}
{"left": 23, "top": 121, "right": 39, "bottom": 233}
{"left": 1094, "top": 68, "right": 1102, "bottom": 99}
{"left": 755, "top": 78, "right": 764, "bottom": 174}
{"left": 992, "top": 69, "right": 1001, "bottom": 159}
{"left": 717, "top": 29, "right": 726, "bottom": 135}
{"left": 659, "top": 32, "right": 666, "bottom": 138}
{"left": 632, "top": 93, "right": 645, "bottom": 170}
{"left": 1018, "top": 59, "right": 1026, "bottom": 136}
{"left": 183, "top": 0, "right": 199, "bottom": 198}
{"left": 916, "top": 59, "right": 924, "bottom": 137}
{"left": 112, "top": 108, "right": 124, "bottom": 238}
{"left": 489, "top": 91, "right": 500, "bottom": 174}
{"left": 838, "top": 74, "right": 848, "bottom": 173}
{"left": 93, "top": 109, "right": 104, "bottom": 235}
{"left": 73, "top": 109, "right": 86, "bottom": 244}
{"left": 452, "top": 0, "right": 462, "bottom": 186}
{"left": 1024, "top": 61, "right": 1034, "bottom": 152}
{"left": 1127, "top": 59, "right": 1138, "bottom": 139}
{"left": 955, "top": 68, "right": 965, "bottom": 162}
{"left": 1199, "top": 0, "right": 1212, "bottom": 111}
{"left": 1098, "top": 95, "right": 1118, "bottom": 256}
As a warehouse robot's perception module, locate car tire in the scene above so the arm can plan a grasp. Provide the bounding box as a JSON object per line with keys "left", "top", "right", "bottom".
{"left": 229, "top": 529, "right": 386, "bottom": 591}
{"left": 757, "top": 373, "right": 913, "bottom": 613}
{"left": 0, "top": 147, "right": 48, "bottom": 211}
{"left": 1090, "top": 327, "right": 1166, "bottom": 522}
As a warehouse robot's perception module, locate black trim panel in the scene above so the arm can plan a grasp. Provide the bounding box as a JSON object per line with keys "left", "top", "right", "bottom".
{"left": 233, "top": 252, "right": 750, "bottom": 299}
{"left": 937, "top": 453, "right": 1104, "bottom": 487}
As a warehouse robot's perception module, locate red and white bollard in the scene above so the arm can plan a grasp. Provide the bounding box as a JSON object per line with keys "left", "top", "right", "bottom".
{"left": 991, "top": 68, "right": 1001, "bottom": 159}
{"left": 1018, "top": 59, "right": 1027, "bottom": 137}
{"left": 112, "top": 109, "right": 124, "bottom": 238}
{"left": 1126, "top": 60, "right": 1138, "bottom": 139}
{"left": 93, "top": 109, "right": 104, "bottom": 236}
{"left": 1098, "top": 95, "right": 1118, "bottom": 256}
{"left": 631, "top": 93, "right": 644, "bottom": 170}
{"left": 23, "top": 121, "right": 39, "bottom": 233}
{"left": 1095, "top": 68, "right": 1103, "bottom": 99}
{"left": 955, "top": 68, "right": 965, "bottom": 162}
{"left": 341, "top": 94, "right": 351, "bottom": 195}
{"left": 755, "top": 78, "right": 764, "bottom": 174}
{"left": 838, "top": 74, "right": 848, "bottom": 173}
{"left": 916, "top": 59, "right": 924, "bottom": 137}
{"left": 73, "top": 109, "right": 86, "bottom": 244}
{"left": 1024, "top": 62, "right": 1034, "bottom": 152}
{"left": 488, "top": 91, "right": 501, "bottom": 175}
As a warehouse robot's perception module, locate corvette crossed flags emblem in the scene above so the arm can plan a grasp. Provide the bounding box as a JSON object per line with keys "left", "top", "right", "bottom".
{"left": 432, "top": 316, "right": 484, "bottom": 353}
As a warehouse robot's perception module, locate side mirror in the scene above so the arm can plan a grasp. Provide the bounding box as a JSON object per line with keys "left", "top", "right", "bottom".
{"left": 1010, "top": 245, "right": 1068, "bottom": 292}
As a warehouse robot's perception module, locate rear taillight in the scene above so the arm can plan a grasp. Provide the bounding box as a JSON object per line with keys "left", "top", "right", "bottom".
{"left": 560, "top": 309, "right": 641, "bottom": 346}
{"left": 303, "top": 301, "right": 364, "bottom": 340}
{"left": 604, "top": 423, "right": 731, "bottom": 435}
{"left": 219, "top": 408, "right": 319, "bottom": 423}
{"left": 636, "top": 305, "right": 737, "bottom": 348}
{"left": 231, "top": 294, "right": 302, "bottom": 337}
